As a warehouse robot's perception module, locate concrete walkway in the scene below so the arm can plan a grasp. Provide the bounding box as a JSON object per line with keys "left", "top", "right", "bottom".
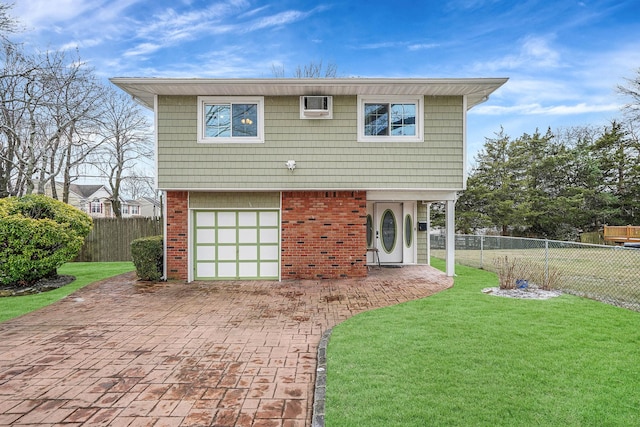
{"left": 0, "top": 266, "right": 452, "bottom": 426}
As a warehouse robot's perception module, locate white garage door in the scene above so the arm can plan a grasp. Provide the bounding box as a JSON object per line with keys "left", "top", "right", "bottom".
{"left": 193, "top": 210, "right": 279, "bottom": 280}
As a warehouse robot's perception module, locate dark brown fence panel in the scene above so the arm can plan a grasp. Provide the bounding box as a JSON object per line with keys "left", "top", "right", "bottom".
{"left": 75, "top": 217, "right": 163, "bottom": 262}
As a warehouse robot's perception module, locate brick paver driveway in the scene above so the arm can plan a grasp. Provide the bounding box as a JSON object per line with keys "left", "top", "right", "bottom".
{"left": 0, "top": 265, "right": 452, "bottom": 426}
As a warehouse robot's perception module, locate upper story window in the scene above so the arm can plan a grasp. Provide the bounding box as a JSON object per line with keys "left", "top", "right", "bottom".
{"left": 357, "top": 95, "right": 424, "bottom": 142}
{"left": 197, "top": 96, "right": 264, "bottom": 143}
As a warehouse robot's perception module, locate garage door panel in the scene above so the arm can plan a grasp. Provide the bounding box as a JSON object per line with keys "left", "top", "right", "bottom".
{"left": 218, "top": 263, "right": 237, "bottom": 277}
{"left": 239, "top": 246, "right": 257, "bottom": 260}
{"left": 260, "top": 245, "right": 278, "bottom": 260}
{"left": 239, "top": 262, "right": 258, "bottom": 277}
{"left": 260, "top": 211, "right": 278, "bottom": 226}
{"left": 218, "top": 246, "right": 237, "bottom": 261}
{"left": 260, "top": 262, "right": 279, "bottom": 277}
{"left": 218, "top": 229, "right": 236, "bottom": 244}
{"left": 239, "top": 229, "right": 257, "bottom": 243}
{"left": 196, "top": 229, "right": 215, "bottom": 244}
{"left": 217, "top": 211, "right": 236, "bottom": 226}
{"left": 260, "top": 229, "right": 278, "bottom": 243}
{"left": 197, "top": 263, "right": 216, "bottom": 278}
{"left": 239, "top": 211, "right": 257, "bottom": 226}
{"left": 196, "top": 211, "right": 215, "bottom": 227}
{"left": 194, "top": 209, "right": 279, "bottom": 280}
{"left": 197, "top": 246, "right": 216, "bottom": 261}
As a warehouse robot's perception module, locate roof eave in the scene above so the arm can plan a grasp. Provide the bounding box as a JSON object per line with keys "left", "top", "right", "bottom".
{"left": 110, "top": 77, "right": 508, "bottom": 110}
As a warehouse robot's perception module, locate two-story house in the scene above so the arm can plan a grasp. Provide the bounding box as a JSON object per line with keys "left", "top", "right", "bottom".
{"left": 44, "top": 182, "right": 143, "bottom": 218}
{"left": 111, "top": 78, "right": 507, "bottom": 282}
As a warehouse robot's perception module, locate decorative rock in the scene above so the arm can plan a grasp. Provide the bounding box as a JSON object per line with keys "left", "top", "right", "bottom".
{"left": 482, "top": 286, "right": 562, "bottom": 300}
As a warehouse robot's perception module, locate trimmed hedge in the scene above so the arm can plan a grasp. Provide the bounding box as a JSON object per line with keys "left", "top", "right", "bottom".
{"left": 131, "top": 235, "right": 163, "bottom": 281}
{"left": 0, "top": 194, "right": 93, "bottom": 286}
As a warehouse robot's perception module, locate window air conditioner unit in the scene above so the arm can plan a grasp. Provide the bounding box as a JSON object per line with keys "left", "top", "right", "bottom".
{"left": 300, "top": 95, "right": 332, "bottom": 119}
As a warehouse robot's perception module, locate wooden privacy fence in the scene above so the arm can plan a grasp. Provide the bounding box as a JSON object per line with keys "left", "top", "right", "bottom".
{"left": 75, "top": 217, "right": 163, "bottom": 262}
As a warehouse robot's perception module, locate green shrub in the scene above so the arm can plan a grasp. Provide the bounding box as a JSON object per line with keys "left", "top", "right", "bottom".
{"left": 0, "top": 194, "right": 93, "bottom": 286}
{"left": 131, "top": 235, "right": 163, "bottom": 281}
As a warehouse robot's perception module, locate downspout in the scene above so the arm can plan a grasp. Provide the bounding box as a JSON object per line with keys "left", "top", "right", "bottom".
{"left": 426, "top": 202, "right": 431, "bottom": 266}
{"left": 161, "top": 191, "right": 167, "bottom": 281}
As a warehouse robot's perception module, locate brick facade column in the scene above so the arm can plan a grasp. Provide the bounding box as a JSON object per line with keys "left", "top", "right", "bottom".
{"left": 165, "top": 191, "right": 188, "bottom": 280}
{"left": 281, "top": 191, "right": 367, "bottom": 279}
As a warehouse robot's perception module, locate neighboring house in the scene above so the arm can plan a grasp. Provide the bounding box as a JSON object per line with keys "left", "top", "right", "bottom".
{"left": 44, "top": 182, "right": 142, "bottom": 218}
{"left": 111, "top": 77, "right": 507, "bottom": 281}
{"left": 136, "top": 196, "right": 162, "bottom": 218}
{"left": 121, "top": 199, "right": 142, "bottom": 217}
{"left": 70, "top": 184, "right": 114, "bottom": 218}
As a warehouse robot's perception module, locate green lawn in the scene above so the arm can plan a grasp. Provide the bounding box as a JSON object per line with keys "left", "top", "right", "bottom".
{"left": 432, "top": 246, "right": 640, "bottom": 307}
{"left": 325, "top": 259, "right": 640, "bottom": 426}
{"left": 0, "top": 262, "right": 134, "bottom": 323}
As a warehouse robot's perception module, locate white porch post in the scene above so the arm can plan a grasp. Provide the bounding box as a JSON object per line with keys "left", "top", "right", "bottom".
{"left": 445, "top": 199, "right": 456, "bottom": 277}
{"left": 426, "top": 202, "right": 431, "bottom": 266}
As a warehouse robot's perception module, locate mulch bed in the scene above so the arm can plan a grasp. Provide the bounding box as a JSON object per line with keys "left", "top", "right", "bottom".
{"left": 0, "top": 275, "right": 75, "bottom": 297}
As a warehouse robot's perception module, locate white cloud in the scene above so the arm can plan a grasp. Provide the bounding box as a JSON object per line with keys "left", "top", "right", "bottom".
{"left": 134, "top": 2, "right": 240, "bottom": 41}
{"left": 358, "top": 41, "right": 439, "bottom": 51}
{"left": 124, "top": 42, "right": 162, "bottom": 57}
{"left": 13, "top": 0, "right": 97, "bottom": 27}
{"left": 124, "top": 3, "right": 319, "bottom": 58}
{"left": 359, "top": 42, "right": 400, "bottom": 49}
{"left": 473, "top": 35, "right": 561, "bottom": 72}
{"left": 473, "top": 102, "right": 621, "bottom": 116}
{"left": 14, "top": 0, "right": 139, "bottom": 30}
{"left": 60, "top": 37, "right": 105, "bottom": 51}
{"left": 408, "top": 43, "right": 439, "bottom": 51}
{"left": 246, "top": 10, "right": 310, "bottom": 31}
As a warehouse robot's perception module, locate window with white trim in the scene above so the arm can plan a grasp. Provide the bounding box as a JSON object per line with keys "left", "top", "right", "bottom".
{"left": 90, "top": 201, "right": 103, "bottom": 214}
{"left": 197, "top": 97, "right": 264, "bottom": 143}
{"left": 357, "top": 95, "right": 424, "bottom": 142}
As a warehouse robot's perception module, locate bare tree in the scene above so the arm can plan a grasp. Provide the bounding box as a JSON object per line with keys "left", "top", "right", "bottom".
{"left": 121, "top": 170, "right": 155, "bottom": 200}
{"left": 34, "top": 49, "right": 105, "bottom": 197}
{"left": 0, "top": 2, "right": 20, "bottom": 40}
{"left": 272, "top": 60, "right": 338, "bottom": 78}
{"left": 92, "top": 88, "right": 153, "bottom": 217}
{"left": 0, "top": 41, "right": 40, "bottom": 197}
{"left": 0, "top": 4, "right": 152, "bottom": 203}
{"left": 618, "top": 68, "right": 640, "bottom": 123}
{"left": 0, "top": 43, "right": 105, "bottom": 198}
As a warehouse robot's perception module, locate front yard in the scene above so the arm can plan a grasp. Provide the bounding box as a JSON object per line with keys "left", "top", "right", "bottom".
{"left": 325, "top": 259, "right": 640, "bottom": 426}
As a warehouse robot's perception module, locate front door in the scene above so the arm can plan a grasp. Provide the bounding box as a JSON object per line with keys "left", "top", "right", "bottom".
{"left": 375, "top": 203, "right": 403, "bottom": 263}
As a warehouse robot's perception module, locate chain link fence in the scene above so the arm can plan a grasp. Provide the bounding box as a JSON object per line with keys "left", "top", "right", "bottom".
{"left": 431, "top": 234, "right": 640, "bottom": 311}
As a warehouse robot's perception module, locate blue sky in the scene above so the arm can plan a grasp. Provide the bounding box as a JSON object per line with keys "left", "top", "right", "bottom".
{"left": 12, "top": 0, "right": 640, "bottom": 160}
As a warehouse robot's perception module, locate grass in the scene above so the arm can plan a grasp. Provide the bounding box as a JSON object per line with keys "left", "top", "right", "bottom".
{"left": 325, "top": 259, "right": 640, "bottom": 426}
{"left": 433, "top": 247, "right": 640, "bottom": 307}
{"left": 0, "top": 262, "right": 134, "bottom": 323}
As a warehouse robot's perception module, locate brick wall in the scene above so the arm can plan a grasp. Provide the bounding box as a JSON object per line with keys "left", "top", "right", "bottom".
{"left": 281, "top": 191, "right": 367, "bottom": 279}
{"left": 165, "top": 191, "right": 188, "bottom": 280}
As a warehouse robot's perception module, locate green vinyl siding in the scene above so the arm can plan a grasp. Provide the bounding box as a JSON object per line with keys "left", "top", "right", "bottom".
{"left": 157, "top": 95, "right": 464, "bottom": 190}
{"left": 190, "top": 192, "right": 280, "bottom": 209}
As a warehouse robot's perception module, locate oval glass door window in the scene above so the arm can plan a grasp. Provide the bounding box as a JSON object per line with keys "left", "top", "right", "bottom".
{"left": 405, "top": 214, "right": 413, "bottom": 247}
{"left": 366, "top": 214, "right": 373, "bottom": 247}
{"left": 381, "top": 209, "right": 397, "bottom": 253}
